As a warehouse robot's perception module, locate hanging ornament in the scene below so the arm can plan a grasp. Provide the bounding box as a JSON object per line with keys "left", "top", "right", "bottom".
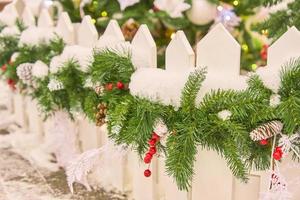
{"left": 121, "top": 19, "right": 139, "bottom": 41}
{"left": 117, "top": 0, "right": 140, "bottom": 11}
{"left": 214, "top": 4, "right": 241, "bottom": 32}
{"left": 187, "top": 0, "right": 217, "bottom": 25}
{"left": 260, "top": 44, "right": 268, "bottom": 61}
{"left": 143, "top": 131, "right": 161, "bottom": 177}
{"left": 95, "top": 103, "right": 107, "bottom": 126}
{"left": 31, "top": 60, "right": 49, "bottom": 79}
{"left": 250, "top": 121, "right": 283, "bottom": 141}
{"left": 48, "top": 79, "right": 64, "bottom": 91}
{"left": 16, "top": 63, "right": 33, "bottom": 85}
{"left": 154, "top": 0, "right": 191, "bottom": 18}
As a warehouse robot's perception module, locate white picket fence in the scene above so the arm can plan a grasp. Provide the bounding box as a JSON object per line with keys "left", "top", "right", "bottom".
{"left": 1, "top": 1, "right": 300, "bottom": 200}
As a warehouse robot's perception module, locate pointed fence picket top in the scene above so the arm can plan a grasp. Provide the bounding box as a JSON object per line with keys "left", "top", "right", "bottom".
{"left": 22, "top": 6, "right": 35, "bottom": 27}
{"left": 196, "top": 23, "right": 240, "bottom": 75}
{"left": 77, "top": 15, "right": 98, "bottom": 47}
{"left": 96, "top": 20, "right": 124, "bottom": 48}
{"left": 166, "top": 31, "right": 195, "bottom": 71}
{"left": 256, "top": 26, "right": 300, "bottom": 92}
{"left": 131, "top": 24, "right": 157, "bottom": 68}
{"left": 13, "top": 0, "right": 25, "bottom": 17}
{"left": 37, "top": 9, "right": 53, "bottom": 28}
{"left": 55, "top": 12, "right": 75, "bottom": 45}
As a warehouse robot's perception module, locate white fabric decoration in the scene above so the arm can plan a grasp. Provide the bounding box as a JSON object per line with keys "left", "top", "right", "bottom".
{"left": 16, "top": 63, "right": 33, "bottom": 84}
{"left": 32, "top": 60, "right": 49, "bottom": 78}
{"left": 118, "top": 0, "right": 140, "bottom": 10}
{"left": 66, "top": 141, "right": 127, "bottom": 193}
{"left": 153, "top": 118, "right": 168, "bottom": 137}
{"left": 44, "top": 111, "right": 79, "bottom": 168}
{"left": 49, "top": 45, "right": 94, "bottom": 73}
{"left": 19, "top": 27, "right": 56, "bottom": 46}
{"left": 278, "top": 134, "right": 300, "bottom": 158}
{"left": 48, "top": 78, "right": 64, "bottom": 91}
{"left": 154, "top": 0, "right": 191, "bottom": 18}
{"left": 270, "top": 94, "right": 281, "bottom": 107}
{"left": 217, "top": 110, "right": 232, "bottom": 121}
{"left": 0, "top": 26, "right": 20, "bottom": 36}
{"left": 130, "top": 67, "right": 193, "bottom": 108}
{"left": 260, "top": 170, "right": 292, "bottom": 200}
{"left": 11, "top": 52, "right": 20, "bottom": 62}
{"left": 187, "top": 0, "right": 217, "bottom": 25}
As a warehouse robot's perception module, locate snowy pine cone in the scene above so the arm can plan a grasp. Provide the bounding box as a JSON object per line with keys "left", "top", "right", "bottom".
{"left": 250, "top": 121, "right": 283, "bottom": 141}
{"left": 48, "top": 79, "right": 64, "bottom": 91}
{"left": 16, "top": 63, "right": 33, "bottom": 84}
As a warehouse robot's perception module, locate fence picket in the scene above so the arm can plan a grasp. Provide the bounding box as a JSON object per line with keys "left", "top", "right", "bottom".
{"left": 55, "top": 12, "right": 75, "bottom": 45}
{"left": 37, "top": 9, "right": 53, "bottom": 28}
{"left": 22, "top": 6, "right": 35, "bottom": 27}
{"left": 131, "top": 24, "right": 157, "bottom": 69}
{"left": 77, "top": 15, "right": 98, "bottom": 47}
{"left": 256, "top": 26, "right": 300, "bottom": 92}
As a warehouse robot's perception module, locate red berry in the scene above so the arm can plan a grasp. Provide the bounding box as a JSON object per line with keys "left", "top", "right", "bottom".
{"left": 152, "top": 132, "right": 160, "bottom": 140}
{"left": 273, "top": 151, "right": 282, "bottom": 161}
{"left": 144, "top": 169, "right": 151, "bottom": 177}
{"left": 144, "top": 156, "right": 152, "bottom": 164}
{"left": 152, "top": 6, "right": 160, "bottom": 12}
{"left": 1, "top": 64, "right": 6, "bottom": 71}
{"left": 148, "top": 138, "right": 157, "bottom": 147}
{"left": 105, "top": 83, "right": 114, "bottom": 91}
{"left": 149, "top": 147, "right": 157, "bottom": 155}
{"left": 116, "top": 81, "right": 124, "bottom": 90}
{"left": 259, "top": 139, "right": 268, "bottom": 146}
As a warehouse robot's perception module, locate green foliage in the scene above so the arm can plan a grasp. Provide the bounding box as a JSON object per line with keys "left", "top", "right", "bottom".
{"left": 0, "top": 35, "right": 19, "bottom": 67}
{"left": 254, "top": 0, "right": 300, "bottom": 40}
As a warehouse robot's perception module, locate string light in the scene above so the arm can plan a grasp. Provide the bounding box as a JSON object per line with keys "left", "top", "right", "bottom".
{"left": 261, "top": 29, "right": 269, "bottom": 36}
{"left": 101, "top": 11, "right": 108, "bottom": 17}
{"left": 233, "top": 0, "right": 239, "bottom": 6}
{"left": 217, "top": 6, "right": 223, "bottom": 11}
{"left": 91, "top": 18, "right": 96, "bottom": 24}
{"left": 242, "top": 44, "right": 248, "bottom": 52}
{"left": 170, "top": 33, "right": 176, "bottom": 39}
{"left": 251, "top": 63, "right": 258, "bottom": 70}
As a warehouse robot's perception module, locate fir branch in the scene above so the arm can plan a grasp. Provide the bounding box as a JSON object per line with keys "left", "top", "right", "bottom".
{"left": 180, "top": 68, "right": 206, "bottom": 112}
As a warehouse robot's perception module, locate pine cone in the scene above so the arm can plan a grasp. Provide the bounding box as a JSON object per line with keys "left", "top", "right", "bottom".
{"left": 17, "top": 63, "right": 33, "bottom": 83}
{"left": 250, "top": 121, "right": 283, "bottom": 141}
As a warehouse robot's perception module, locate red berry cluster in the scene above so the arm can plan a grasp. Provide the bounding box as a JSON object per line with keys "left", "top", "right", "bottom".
{"left": 7, "top": 79, "right": 16, "bottom": 90}
{"left": 143, "top": 132, "right": 160, "bottom": 177}
{"left": 105, "top": 81, "right": 125, "bottom": 91}
{"left": 260, "top": 44, "right": 268, "bottom": 61}
{"left": 273, "top": 146, "right": 283, "bottom": 161}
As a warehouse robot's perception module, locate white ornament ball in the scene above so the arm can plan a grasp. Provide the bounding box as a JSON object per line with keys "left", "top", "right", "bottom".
{"left": 217, "top": 110, "right": 232, "bottom": 121}
{"left": 187, "top": 0, "right": 217, "bottom": 25}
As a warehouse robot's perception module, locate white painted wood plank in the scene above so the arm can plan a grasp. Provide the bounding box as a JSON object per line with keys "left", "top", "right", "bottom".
{"left": 25, "top": 97, "right": 44, "bottom": 136}
{"left": 96, "top": 20, "right": 125, "bottom": 48}
{"left": 77, "top": 117, "right": 101, "bottom": 151}
{"left": 13, "top": 0, "right": 25, "bottom": 17}
{"left": 256, "top": 26, "right": 300, "bottom": 92}
{"left": 77, "top": 15, "right": 98, "bottom": 47}
{"left": 55, "top": 12, "right": 75, "bottom": 45}
{"left": 22, "top": 6, "right": 35, "bottom": 27}
{"left": 131, "top": 24, "right": 157, "bottom": 69}
{"left": 13, "top": 93, "right": 27, "bottom": 129}
{"left": 165, "top": 31, "right": 195, "bottom": 71}
{"left": 37, "top": 9, "right": 53, "bottom": 28}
